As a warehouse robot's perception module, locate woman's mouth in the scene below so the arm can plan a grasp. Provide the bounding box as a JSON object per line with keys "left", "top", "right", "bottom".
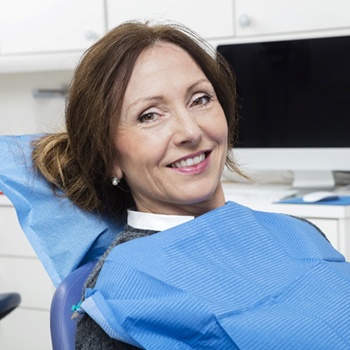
{"left": 169, "top": 152, "right": 208, "bottom": 168}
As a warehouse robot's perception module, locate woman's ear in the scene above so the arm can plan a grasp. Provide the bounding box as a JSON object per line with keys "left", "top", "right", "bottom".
{"left": 111, "top": 160, "right": 123, "bottom": 181}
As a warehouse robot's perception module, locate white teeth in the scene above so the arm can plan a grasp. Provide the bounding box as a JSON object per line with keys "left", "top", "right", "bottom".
{"left": 172, "top": 153, "right": 205, "bottom": 168}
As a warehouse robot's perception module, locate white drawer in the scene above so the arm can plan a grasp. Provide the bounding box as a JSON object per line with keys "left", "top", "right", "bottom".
{"left": 0, "top": 307, "right": 51, "bottom": 350}
{"left": 0, "top": 257, "right": 54, "bottom": 309}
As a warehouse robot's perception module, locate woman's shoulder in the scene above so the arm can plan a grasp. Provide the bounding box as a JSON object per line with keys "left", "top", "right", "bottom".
{"left": 84, "top": 225, "right": 159, "bottom": 289}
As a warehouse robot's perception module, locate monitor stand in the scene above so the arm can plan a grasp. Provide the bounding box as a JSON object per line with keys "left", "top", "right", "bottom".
{"left": 292, "top": 170, "right": 335, "bottom": 190}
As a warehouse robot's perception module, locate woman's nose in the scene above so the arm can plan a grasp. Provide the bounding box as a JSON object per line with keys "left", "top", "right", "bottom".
{"left": 172, "top": 109, "right": 203, "bottom": 146}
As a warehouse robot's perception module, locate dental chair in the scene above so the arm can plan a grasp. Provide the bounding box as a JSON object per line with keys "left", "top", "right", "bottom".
{"left": 50, "top": 260, "right": 97, "bottom": 350}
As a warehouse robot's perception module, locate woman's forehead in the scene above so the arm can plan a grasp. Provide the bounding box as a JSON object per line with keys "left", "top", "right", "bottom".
{"left": 125, "top": 43, "right": 207, "bottom": 97}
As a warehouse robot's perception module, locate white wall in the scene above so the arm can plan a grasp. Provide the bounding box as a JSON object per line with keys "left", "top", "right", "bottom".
{"left": 0, "top": 70, "right": 73, "bottom": 135}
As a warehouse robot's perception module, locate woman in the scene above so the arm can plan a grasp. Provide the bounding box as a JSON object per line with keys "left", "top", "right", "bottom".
{"left": 32, "top": 22, "right": 350, "bottom": 349}
{"left": 32, "top": 21, "right": 240, "bottom": 220}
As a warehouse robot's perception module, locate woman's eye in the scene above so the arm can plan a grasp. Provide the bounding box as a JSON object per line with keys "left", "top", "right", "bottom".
{"left": 192, "top": 94, "right": 213, "bottom": 107}
{"left": 138, "top": 111, "right": 159, "bottom": 123}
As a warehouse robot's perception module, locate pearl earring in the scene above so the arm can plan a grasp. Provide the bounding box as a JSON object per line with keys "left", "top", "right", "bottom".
{"left": 111, "top": 177, "right": 120, "bottom": 186}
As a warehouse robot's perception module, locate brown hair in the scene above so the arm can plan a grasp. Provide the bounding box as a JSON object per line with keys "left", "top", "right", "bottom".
{"left": 32, "top": 21, "right": 241, "bottom": 218}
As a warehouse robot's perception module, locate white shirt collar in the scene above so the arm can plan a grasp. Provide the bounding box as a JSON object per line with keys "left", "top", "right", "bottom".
{"left": 127, "top": 209, "right": 194, "bottom": 231}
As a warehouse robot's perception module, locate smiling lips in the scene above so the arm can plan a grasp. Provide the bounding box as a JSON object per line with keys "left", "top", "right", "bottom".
{"left": 170, "top": 152, "right": 208, "bottom": 169}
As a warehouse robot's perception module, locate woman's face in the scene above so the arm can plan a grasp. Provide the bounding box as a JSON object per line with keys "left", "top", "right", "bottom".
{"left": 113, "top": 42, "right": 228, "bottom": 216}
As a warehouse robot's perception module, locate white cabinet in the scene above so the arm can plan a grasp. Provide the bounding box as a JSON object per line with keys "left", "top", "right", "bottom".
{"left": 0, "top": 196, "right": 53, "bottom": 350}
{"left": 2, "top": 1, "right": 350, "bottom": 72}
{"left": 234, "top": 0, "right": 350, "bottom": 39}
{"left": 106, "top": 0, "right": 235, "bottom": 39}
{"left": 0, "top": 308, "right": 51, "bottom": 350}
{"left": 0, "top": 0, "right": 105, "bottom": 55}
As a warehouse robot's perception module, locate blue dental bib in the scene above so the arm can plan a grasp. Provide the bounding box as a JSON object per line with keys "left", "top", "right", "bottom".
{"left": 81, "top": 201, "right": 350, "bottom": 349}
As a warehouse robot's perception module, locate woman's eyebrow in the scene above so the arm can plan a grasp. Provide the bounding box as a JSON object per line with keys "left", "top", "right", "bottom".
{"left": 187, "top": 78, "right": 211, "bottom": 92}
{"left": 126, "top": 78, "right": 211, "bottom": 112}
{"left": 126, "top": 96, "right": 163, "bottom": 112}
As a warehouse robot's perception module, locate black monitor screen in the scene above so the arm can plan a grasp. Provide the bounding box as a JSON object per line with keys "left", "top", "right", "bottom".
{"left": 217, "top": 35, "right": 350, "bottom": 148}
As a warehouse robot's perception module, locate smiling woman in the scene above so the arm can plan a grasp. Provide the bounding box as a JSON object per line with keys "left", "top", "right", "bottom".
{"left": 29, "top": 21, "right": 350, "bottom": 349}
{"left": 32, "top": 21, "right": 240, "bottom": 220}
{"left": 113, "top": 42, "right": 228, "bottom": 216}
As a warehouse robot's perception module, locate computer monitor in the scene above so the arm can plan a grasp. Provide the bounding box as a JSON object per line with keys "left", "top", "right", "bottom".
{"left": 217, "top": 34, "right": 350, "bottom": 189}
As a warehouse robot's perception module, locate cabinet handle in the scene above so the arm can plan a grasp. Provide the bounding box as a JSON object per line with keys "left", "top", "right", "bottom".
{"left": 238, "top": 14, "right": 252, "bottom": 27}
{"left": 32, "top": 87, "right": 67, "bottom": 98}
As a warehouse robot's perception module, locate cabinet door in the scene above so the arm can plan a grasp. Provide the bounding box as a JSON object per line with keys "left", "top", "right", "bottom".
{"left": 0, "top": 0, "right": 105, "bottom": 55}
{"left": 0, "top": 309, "right": 51, "bottom": 350}
{"left": 0, "top": 257, "right": 54, "bottom": 309}
{"left": 106, "top": 0, "right": 234, "bottom": 39}
{"left": 235, "top": 0, "right": 350, "bottom": 37}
